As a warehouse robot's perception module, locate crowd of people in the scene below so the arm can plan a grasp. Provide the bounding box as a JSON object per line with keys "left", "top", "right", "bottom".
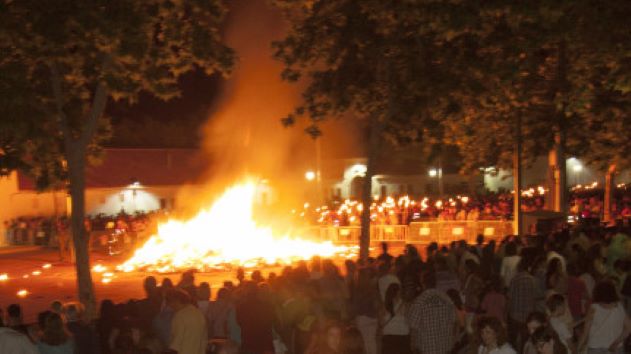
{"left": 2, "top": 212, "right": 159, "bottom": 250}
{"left": 1, "top": 220, "right": 630, "bottom": 354}
{"left": 298, "top": 186, "right": 631, "bottom": 227}
{"left": 299, "top": 193, "right": 545, "bottom": 227}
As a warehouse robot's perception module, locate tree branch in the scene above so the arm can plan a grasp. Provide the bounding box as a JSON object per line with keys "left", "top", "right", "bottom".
{"left": 49, "top": 62, "right": 72, "bottom": 143}
{"left": 80, "top": 54, "right": 112, "bottom": 147}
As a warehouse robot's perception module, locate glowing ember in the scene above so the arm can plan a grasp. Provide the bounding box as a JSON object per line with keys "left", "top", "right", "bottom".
{"left": 32, "top": 270, "right": 42, "bottom": 276}
{"left": 17, "top": 289, "right": 28, "bottom": 297}
{"left": 102, "top": 278, "right": 112, "bottom": 284}
{"left": 0, "top": 273, "right": 8, "bottom": 281}
{"left": 22, "top": 274, "right": 29, "bottom": 279}
{"left": 92, "top": 264, "right": 107, "bottom": 273}
{"left": 42, "top": 263, "right": 52, "bottom": 269}
{"left": 119, "top": 182, "right": 353, "bottom": 273}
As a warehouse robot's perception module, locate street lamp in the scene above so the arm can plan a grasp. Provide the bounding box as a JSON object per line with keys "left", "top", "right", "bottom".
{"left": 305, "top": 170, "right": 316, "bottom": 181}
{"left": 428, "top": 168, "right": 443, "bottom": 196}
{"left": 569, "top": 158, "right": 583, "bottom": 185}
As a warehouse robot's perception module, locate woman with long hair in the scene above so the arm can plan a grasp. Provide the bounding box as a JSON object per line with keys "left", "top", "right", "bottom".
{"left": 530, "top": 326, "right": 567, "bottom": 354}
{"left": 578, "top": 281, "right": 631, "bottom": 354}
{"left": 546, "top": 258, "right": 568, "bottom": 296}
{"left": 476, "top": 316, "right": 516, "bottom": 354}
{"left": 37, "top": 312, "right": 74, "bottom": 354}
{"left": 306, "top": 322, "right": 343, "bottom": 354}
{"left": 522, "top": 312, "right": 548, "bottom": 354}
{"left": 380, "top": 283, "right": 410, "bottom": 354}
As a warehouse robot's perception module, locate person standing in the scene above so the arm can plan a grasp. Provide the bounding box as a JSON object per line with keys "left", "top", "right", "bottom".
{"left": 167, "top": 289, "right": 208, "bottom": 354}
{"left": 381, "top": 283, "right": 410, "bottom": 354}
{"left": 236, "top": 283, "right": 275, "bottom": 354}
{"left": 578, "top": 281, "right": 631, "bottom": 354}
{"left": 475, "top": 316, "right": 516, "bottom": 354}
{"left": 407, "top": 271, "right": 457, "bottom": 354}
{"left": 37, "top": 313, "right": 75, "bottom": 354}
{"left": 507, "top": 260, "right": 543, "bottom": 349}
{"left": 0, "top": 325, "right": 38, "bottom": 354}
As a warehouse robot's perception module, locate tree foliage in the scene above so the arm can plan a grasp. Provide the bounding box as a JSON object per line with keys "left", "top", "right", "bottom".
{"left": 274, "top": 0, "right": 631, "bottom": 174}
{"left": 0, "top": 0, "right": 233, "bottom": 316}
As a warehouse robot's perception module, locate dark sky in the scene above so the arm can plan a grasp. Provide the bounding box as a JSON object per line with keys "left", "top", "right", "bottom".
{"left": 105, "top": 0, "right": 364, "bottom": 163}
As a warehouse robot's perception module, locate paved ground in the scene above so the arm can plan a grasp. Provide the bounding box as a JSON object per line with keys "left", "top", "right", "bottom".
{"left": 0, "top": 247, "right": 256, "bottom": 323}
{"left": 0, "top": 244, "right": 407, "bottom": 323}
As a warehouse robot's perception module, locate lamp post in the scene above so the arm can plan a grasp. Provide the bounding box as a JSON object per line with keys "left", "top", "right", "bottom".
{"left": 572, "top": 162, "right": 582, "bottom": 186}
{"left": 428, "top": 168, "right": 443, "bottom": 196}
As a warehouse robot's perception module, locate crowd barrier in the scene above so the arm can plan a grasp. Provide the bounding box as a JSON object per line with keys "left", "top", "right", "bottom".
{"left": 303, "top": 220, "right": 513, "bottom": 245}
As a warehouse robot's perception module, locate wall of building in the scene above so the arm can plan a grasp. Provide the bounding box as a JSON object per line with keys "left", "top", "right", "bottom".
{"left": 483, "top": 156, "right": 631, "bottom": 192}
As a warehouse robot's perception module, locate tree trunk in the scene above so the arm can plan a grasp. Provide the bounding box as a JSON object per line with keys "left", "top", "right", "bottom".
{"left": 554, "top": 40, "right": 568, "bottom": 215}
{"left": 513, "top": 113, "right": 523, "bottom": 236}
{"left": 66, "top": 142, "right": 97, "bottom": 320}
{"left": 546, "top": 150, "right": 557, "bottom": 210}
{"left": 360, "top": 118, "right": 380, "bottom": 262}
{"left": 603, "top": 164, "right": 616, "bottom": 223}
{"left": 553, "top": 132, "right": 568, "bottom": 214}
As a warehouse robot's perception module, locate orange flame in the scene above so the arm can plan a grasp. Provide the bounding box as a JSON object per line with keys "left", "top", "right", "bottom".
{"left": 118, "top": 181, "right": 353, "bottom": 273}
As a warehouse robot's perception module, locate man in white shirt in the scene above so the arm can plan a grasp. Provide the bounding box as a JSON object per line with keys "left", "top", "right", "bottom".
{"left": 167, "top": 288, "right": 208, "bottom": 354}
{"left": 0, "top": 326, "right": 38, "bottom": 354}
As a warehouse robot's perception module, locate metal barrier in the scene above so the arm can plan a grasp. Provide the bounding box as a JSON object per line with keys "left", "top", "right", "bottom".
{"left": 301, "top": 221, "right": 513, "bottom": 245}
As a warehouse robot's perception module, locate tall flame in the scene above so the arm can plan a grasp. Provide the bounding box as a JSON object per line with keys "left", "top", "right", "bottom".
{"left": 118, "top": 181, "right": 351, "bottom": 273}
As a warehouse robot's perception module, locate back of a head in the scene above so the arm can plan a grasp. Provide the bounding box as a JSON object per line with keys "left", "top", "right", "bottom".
{"left": 100, "top": 299, "right": 116, "bottom": 320}
{"left": 517, "top": 258, "right": 530, "bottom": 272}
{"left": 505, "top": 241, "right": 517, "bottom": 256}
{"left": 7, "top": 303, "right": 22, "bottom": 319}
{"left": 38, "top": 311, "right": 53, "bottom": 330}
{"left": 465, "top": 259, "right": 478, "bottom": 273}
{"left": 165, "top": 288, "right": 191, "bottom": 307}
{"left": 592, "top": 280, "right": 619, "bottom": 304}
{"left": 422, "top": 270, "right": 437, "bottom": 290}
{"left": 50, "top": 300, "right": 63, "bottom": 314}
{"left": 63, "top": 302, "right": 82, "bottom": 322}
{"left": 546, "top": 294, "right": 565, "bottom": 314}
{"left": 144, "top": 276, "right": 157, "bottom": 293}
{"left": 216, "top": 287, "right": 229, "bottom": 301}
{"left": 43, "top": 313, "right": 69, "bottom": 346}
{"left": 341, "top": 327, "right": 366, "bottom": 354}
{"left": 198, "top": 282, "right": 211, "bottom": 301}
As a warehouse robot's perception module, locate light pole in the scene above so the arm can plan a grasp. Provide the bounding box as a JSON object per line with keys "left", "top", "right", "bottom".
{"left": 428, "top": 168, "right": 443, "bottom": 196}
{"left": 572, "top": 163, "right": 582, "bottom": 186}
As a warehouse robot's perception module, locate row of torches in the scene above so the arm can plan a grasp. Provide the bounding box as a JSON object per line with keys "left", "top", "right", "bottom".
{"left": 300, "top": 183, "right": 612, "bottom": 223}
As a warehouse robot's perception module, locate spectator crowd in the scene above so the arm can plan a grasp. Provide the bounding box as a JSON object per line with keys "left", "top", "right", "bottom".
{"left": 298, "top": 186, "right": 631, "bottom": 227}
{"left": 2, "top": 212, "right": 160, "bottom": 252}
{"left": 1, "top": 220, "right": 630, "bottom": 354}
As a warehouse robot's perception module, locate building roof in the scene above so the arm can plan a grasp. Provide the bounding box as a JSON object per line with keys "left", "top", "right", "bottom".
{"left": 18, "top": 148, "right": 206, "bottom": 190}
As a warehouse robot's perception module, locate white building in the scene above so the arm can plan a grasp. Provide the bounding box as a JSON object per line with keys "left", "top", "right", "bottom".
{"left": 0, "top": 148, "right": 205, "bottom": 245}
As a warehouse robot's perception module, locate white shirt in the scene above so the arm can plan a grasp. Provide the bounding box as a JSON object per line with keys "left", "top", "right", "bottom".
{"left": 382, "top": 300, "right": 409, "bottom": 336}
{"left": 588, "top": 303, "right": 626, "bottom": 349}
{"left": 550, "top": 316, "right": 572, "bottom": 349}
{"left": 378, "top": 273, "right": 401, "bottom": 302}
{"left": 477, "top": 343, "right": 516, "bottom": 354}
{"left": 0, "top": 327, "right": 38, "bottom": 354}
{"left": 500, "top": 255, "right": 521, "bottom": 287}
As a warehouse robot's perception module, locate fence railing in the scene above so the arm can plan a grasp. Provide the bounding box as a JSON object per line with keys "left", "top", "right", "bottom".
{"left": 302, "top": 220, "right": 513, "bottom": 245}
